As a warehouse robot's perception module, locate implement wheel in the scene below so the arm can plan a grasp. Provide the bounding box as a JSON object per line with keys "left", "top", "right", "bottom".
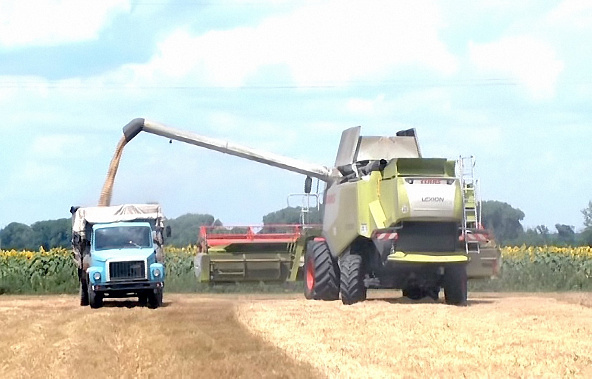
{"left": 443, "top": 264, "right": 468, "bottom": 306}
{"left": 304, "top": 240, "right": 339, "bottom": 301}
{"left": 339, "top": 254, "right": 367, "bottom": 305}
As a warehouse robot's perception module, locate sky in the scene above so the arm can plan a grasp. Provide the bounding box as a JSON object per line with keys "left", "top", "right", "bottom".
{"left": 1, "top": 0, "right": 591, "bottom": 233}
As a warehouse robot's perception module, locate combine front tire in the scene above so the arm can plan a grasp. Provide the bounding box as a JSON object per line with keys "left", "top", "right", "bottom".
{"left": 443, "top": 264, "right": 468, "bottom": 306}
{"left": 339, "top": 254, "right": 366, "bottom": 305}
{"left": 304, "top": 241, "right": 340, "bottom": 301}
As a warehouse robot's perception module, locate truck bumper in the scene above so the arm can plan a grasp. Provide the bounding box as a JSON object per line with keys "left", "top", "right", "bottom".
{"left": 91, "top": 280, "right": 163, "bottom": 293}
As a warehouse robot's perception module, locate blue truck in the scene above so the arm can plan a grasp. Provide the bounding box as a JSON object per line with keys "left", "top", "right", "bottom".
{"left": 70, "top": 204, "right": 169, "bottom": 308}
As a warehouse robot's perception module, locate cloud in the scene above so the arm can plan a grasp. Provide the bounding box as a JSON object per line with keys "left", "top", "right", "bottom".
{"left": 469, "top": 36, "right": 564, "bottom": 100}
{"left": 31, "top": 134, "right": 87, "bottom": 159}
{"left": 115, "top": 1, "right": 457, "bottom": 88}
{"left": 346, "top": 95, "right": 385, "bottom": 115}
{"left": 545, "top": 0, "right": 592, "bottom": 29}
{"left": 422, "top": 125, "right": 503, "bottom": 159}
{"left": 0, "top": 0, "right": 131, "bottom": 48}
{"left": 10, "top": 160, "right": 73, "bottom": 193}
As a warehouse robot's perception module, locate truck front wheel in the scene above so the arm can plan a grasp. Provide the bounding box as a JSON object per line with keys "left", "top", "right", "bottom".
{"left": 88, "top": 286, "right": 104, "bottom": 309}
{"left": 148, "top": 288, "right": 163, "bottom": 308}
{"left": 443, "top": 264, "right": 468, "bottom": 306}
{"left": 79, "top": 270, "right": 89, "bottom": 306}
{"left": 304, "top": 240, "right": 340, "bottom": 301}
{"left": 138, "top": 294, "right": 148, "bottom": 306}
{"left": 340, "top": 254, "right": 367, "bottom": 305}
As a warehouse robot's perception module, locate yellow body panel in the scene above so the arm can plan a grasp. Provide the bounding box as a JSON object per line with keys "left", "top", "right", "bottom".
{"left": 388, "top": 251, "right": 469, "bottom": 263}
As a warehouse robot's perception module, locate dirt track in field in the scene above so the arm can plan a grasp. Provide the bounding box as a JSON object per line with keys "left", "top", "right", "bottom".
{"left": 1, "top": 292, "right": 591, "bottom": 378}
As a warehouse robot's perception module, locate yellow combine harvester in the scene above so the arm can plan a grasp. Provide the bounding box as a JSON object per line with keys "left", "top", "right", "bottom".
{"left": 111, "top": 118, "right": 500, "bottom": 305}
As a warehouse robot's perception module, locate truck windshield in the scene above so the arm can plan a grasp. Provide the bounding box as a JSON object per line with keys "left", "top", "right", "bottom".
{"left": 94, "top": 226, "right": 152, "bottom": 250}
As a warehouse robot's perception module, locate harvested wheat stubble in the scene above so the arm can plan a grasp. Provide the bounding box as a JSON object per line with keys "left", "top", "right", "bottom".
{"left": 236, "top": 291, "right": 592, "bottom": 379}
{"left": 0, "top": 295, "right": 321, "bottom": 379}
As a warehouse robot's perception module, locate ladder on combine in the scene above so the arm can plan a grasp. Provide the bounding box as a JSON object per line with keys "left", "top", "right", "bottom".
{"left": 457, "top": 156, "right": 481, "bottom": 254}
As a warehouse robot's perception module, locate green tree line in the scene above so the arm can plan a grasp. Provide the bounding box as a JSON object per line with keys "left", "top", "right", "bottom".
{"left": 0, "top": 207, "right": 319, "bottom": 250}
{"left": 1, "top": 201, "right": 591, "bottom": 250}
{"left": 482, "top": 200, "right": 592, "bottom": 246}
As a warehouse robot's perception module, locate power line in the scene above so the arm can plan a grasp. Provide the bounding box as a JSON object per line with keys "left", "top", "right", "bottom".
{"left": 0, "top": 78, "right": 525, "bottom": 90}
{"left": 0, "top": 77, "right": 589, "bottom": 90}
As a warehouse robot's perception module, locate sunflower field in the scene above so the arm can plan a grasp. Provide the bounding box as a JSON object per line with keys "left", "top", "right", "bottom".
{"left": 483, "top": 245, "right": 592, "bottom": 291}
{"left": 0, "top": 246, "right": 200, "bottom": 294}
{"left": 0, "top": 245, "right": 591, "bottom": 294}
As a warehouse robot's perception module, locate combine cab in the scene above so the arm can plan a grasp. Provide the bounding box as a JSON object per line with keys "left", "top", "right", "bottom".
{"left": 194, "top": 224, "right": 321, "bottom": 282}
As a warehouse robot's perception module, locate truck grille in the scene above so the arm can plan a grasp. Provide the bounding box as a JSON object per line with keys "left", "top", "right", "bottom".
{"left": 109, "top": 260, "right": 146, "bottom": 281}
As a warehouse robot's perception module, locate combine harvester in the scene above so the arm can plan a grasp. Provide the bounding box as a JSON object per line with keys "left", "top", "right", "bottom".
{"left": 116, "top": 118, "right": 500, "bottom": 305}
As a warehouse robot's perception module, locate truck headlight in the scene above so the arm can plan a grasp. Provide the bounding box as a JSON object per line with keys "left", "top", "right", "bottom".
{"left": 153, "top": 268, "right": 161, "bottom": 278}
{"left": 93, "top": 272, "right": 101, "bottom": 281}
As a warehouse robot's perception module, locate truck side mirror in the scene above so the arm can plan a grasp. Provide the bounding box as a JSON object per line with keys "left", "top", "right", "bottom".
{"left": 166, "top": 225, "right": 171, "bottom": 238}
{"left": 304, "top": 176, "right": 312, "bottom": 194}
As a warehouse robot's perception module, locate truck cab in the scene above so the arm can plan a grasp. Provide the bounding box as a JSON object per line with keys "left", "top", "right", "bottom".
{"left": 71, "top": 204, "right": 167, "bottom": 308}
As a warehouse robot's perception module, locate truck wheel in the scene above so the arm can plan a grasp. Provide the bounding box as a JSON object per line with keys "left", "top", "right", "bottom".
{"left": 157, "top": 287, "right": 163, "bottom": 305}
{"left": 340, "top": 254, "right": 367, "bottom": 305}
{"left": 443, "top": 264, "right": 468, "bottom": 306}
{"left": 304, "top": 240, "right": 339, "bottom": 301}
{"left": 138, "top": 293, "right": 148, "bottom": 306}
{"left": 148, "top": 288, "right": 163, "bottom": 309}
{"left": 88, "top": 287, "right": 103, "bottom": 309}
{"left": 79, "top": 271, "right": 89, "bottom": 306}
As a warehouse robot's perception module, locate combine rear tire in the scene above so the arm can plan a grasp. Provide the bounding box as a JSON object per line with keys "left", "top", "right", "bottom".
{"left": 304, "top": 241, "right": 340, "bottom": 301}
{"left": 339, "top": 254, "right": 366, "bottom": 305}
{"left": 443, "top": 264, "right": 468, "bottom": 306}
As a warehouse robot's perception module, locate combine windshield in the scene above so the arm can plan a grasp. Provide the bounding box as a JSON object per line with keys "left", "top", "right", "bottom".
{"left": 94, "top": 226, "right": 152, "bottom": 251}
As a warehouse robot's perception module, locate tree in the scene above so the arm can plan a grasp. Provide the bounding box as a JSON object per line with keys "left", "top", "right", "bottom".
{"left": 0, "top": 222, "right": 37, "bottom": 250}
{"left": 555, "top": 224, "right": 575, "bottom": 245}
{"left": 535, "top": 225, "right": 550, "bottom": 236}
{"left": 580, "top": 229, "right": 592, "bottom": 247}
{"left": 582, "top": 201, "right": 592, "bottom": 229}
{"left": 581, "top": 201, "right": 592, "bottom": 246}
{"left": 165, "top": 213, "right": 221, "bottom": 247}
{"left": 481, "top": 200, "right": 525, "bottom": 245}
{"left": 262, "top": 206, "right": 322, "bottom": 225}
{"left": 520, "top": 225, "right": 551, "bottom": 246}
{"left": 31, "top": 219, "right": 71, "bottom": 249}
